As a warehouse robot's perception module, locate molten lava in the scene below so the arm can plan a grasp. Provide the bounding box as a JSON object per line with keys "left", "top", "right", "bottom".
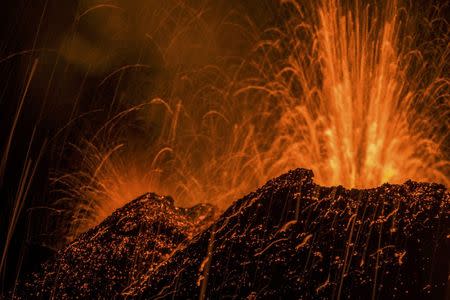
{"left": 259, "top": 0, "right": 449, "bottom": 188}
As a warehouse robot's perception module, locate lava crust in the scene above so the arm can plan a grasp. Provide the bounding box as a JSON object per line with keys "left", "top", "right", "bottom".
{"left": 13, "top": 169, "right": 449, "bottom": 299}
{"left": 13, "top": 194, "right": 216, "bottom": 299}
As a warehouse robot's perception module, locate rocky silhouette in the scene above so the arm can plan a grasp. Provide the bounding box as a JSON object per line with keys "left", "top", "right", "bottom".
{"left": 13, "top": 169, "right": 449, "bottom": 299}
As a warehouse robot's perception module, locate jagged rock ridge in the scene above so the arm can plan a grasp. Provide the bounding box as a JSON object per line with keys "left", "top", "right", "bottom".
{"left": 14, "top": 169, "right": 449, "bottom": 299}
{"left": 13, "top": 194, "right": 216, "bottom": 298}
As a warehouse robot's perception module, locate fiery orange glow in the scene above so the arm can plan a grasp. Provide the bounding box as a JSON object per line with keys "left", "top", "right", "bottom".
{"left": 255, "top": 0, "right": 450, "bottom": 188}
{"left": 59, "top": 0, "right": 449, "bottom": 235}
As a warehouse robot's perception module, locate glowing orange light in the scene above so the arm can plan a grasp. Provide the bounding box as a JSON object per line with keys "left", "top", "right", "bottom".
{"left": 61, "top": 0, "right": 449, "bottom": 235}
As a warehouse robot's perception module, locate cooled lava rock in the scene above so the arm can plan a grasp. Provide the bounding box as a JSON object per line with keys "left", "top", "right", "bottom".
{"left": 14, "top": 169, "right": 449, "bottom": 299}
{"left": 12, "top": 193, "right": 216, "bottom": 299}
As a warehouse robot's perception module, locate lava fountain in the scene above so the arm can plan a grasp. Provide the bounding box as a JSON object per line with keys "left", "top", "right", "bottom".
{"left": 247, "top": 0, "right": 449, "bottom": 188}
{"left": 61, "top": 0, "right": 449, "bottom": 235}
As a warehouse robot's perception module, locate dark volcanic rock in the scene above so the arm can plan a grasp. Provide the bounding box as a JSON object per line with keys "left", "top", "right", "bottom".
{"left": 14, "top": 169, "right": 449, "bottom": 299}
{"left": 125, "top": 169, "right": 449, "bottom": 299}
{"left": 12, "top": 193, "right": 216, "bottom": 299}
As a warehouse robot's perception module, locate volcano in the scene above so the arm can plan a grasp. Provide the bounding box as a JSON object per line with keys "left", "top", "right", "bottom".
{"left": 12, "top": 169, "right": 449, "bottom": 299}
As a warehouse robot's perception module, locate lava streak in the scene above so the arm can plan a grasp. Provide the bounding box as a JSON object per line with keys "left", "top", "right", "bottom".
{"left": 254, "top": 0, "right": 449, "bottom": 188}
{"left": 62, "top": 0, "right": 449, "bottom": 234}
